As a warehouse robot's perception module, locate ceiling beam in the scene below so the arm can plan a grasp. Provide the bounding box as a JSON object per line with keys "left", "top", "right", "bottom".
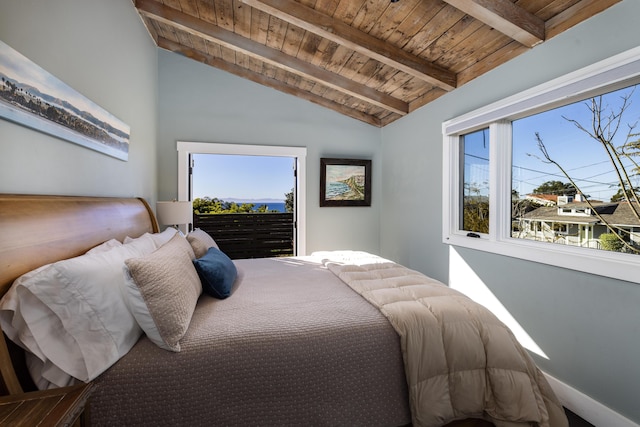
{"left": 157, "top": 37, "right": 383, "bottom": 126}
{"left": 443, "top": 0, "right": 545, "bottom": 48}
{"left": 239, "top": 0, "right": 457, "bottom": 91}
{"left": 545, "top": 0, "right": 622, "bottom": 40}
{"left": 136, "top": 0, "right": 408, "bottom": 115}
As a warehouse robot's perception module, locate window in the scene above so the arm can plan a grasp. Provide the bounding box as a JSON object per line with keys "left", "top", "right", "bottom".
{"left": 443, "top": 47, "right": 640, "bottom": 284}
{"left": 461, "top": 128, "right": 490, "bottom": 235}
{"left": 177, "top": 142, "right": 307, "bottom": 256}
{"left": 190, "top": 154, "right": 296, "bottom": 258}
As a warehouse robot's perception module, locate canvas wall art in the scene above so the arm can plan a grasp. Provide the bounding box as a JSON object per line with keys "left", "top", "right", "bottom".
{"left": 0, "top": 40, "right": 130, "bottom": 161}
{"left": 320, "top": 158, "right": 371, "bottom": 207}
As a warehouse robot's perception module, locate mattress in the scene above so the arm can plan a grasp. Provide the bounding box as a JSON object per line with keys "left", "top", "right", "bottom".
{"left": 91, "top": 257, "right": 411, "bottom": 426}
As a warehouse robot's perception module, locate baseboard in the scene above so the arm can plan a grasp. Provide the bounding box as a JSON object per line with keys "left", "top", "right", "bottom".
{"left": 543, "top": 372, "right": 639, "bottom": 427}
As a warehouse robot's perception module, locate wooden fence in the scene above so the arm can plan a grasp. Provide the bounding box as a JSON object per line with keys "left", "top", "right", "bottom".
{"left": 193, "top": 213, "right": 294, "bottom": 259}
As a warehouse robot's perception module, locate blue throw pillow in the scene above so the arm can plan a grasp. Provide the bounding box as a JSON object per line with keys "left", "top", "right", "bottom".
{"left": 193, "top": 247, "right": 237, "bottom": 299}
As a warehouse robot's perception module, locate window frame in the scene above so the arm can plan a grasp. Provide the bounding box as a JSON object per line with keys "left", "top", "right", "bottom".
{"left": 442, "top": 46, "right": 640, "bottom": 284}
{"left": 177, "top": 141, "right": 307, "bottom": 256}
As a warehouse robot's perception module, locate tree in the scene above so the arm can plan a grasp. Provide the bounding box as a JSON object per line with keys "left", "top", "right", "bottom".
{"left": 532, "top": 180, "right": 576, "bottom": 195}
{"left": 462, "top": 181, "right": 489, "bottom": 233}
{"left": 193, "top": 196, "right": 221, "bottom": 214}
{"left": 463, "top": 199, "right": 489, "bottom": 233}
{"left": 284, "top": 188, "right": 294, "bottom": 213}
{"left": 610, "top": 183, "right": 639, "bottom": 202}
{"left": 534, "top": 87, "right": 640, "bottom": 254}
{"left": 193, "top": 197, "right": 269, "bottom": 214}
{"left": 600, "top": 233, "right": 624, "bottom": 251}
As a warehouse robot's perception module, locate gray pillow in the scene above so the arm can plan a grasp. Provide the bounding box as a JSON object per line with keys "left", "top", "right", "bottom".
{"left": 186, "top": 228, "right": 219, "bottom": 258}
{"left": 124, "top": 234, "right": 202, "bottom": 352}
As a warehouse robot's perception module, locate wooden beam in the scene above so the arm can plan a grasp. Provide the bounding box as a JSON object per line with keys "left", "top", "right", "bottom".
{"left": 545, "top": 0, "right": 622, "bottom": 40}
{"left": 239, "top": 0, "right": 457, "bottom": 91}
{"left": 136, "top": 0, "right": 408, "bottom": 115}
{"left": 443, "top": 0, "right": 545, "bottom": 48}
{"left": 157, "top": 37, "right": 383, "bottom": 127}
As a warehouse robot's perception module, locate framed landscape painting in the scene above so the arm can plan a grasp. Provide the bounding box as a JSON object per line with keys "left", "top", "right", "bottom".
{"left": 0, "top": 40, "right": 130, "bottom": 161}
{"left": 320, "top": 158, "right": 371, "bottom": 207}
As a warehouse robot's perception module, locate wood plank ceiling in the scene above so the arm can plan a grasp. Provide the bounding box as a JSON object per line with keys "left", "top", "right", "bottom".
{"left": 133, "top": 0, "right": 621, "bottom": 127}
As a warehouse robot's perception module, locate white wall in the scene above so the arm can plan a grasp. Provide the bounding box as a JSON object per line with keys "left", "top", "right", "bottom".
{"left": 0, "top": 0, "right": 158, "bottom": 201}
{"left": 381, "top": 1, "right": 640, "bottom": 424}
{"left": 157, "top": 50, "right": 382, "bottom": 254}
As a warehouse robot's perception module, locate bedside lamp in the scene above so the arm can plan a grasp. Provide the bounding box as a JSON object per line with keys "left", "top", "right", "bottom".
{"left": 156, "top": 200, "right": 192, "bottom": 235}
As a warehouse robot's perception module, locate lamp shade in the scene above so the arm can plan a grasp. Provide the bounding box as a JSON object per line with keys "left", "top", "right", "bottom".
{"left": 156, "top": 200, "right": 192, "bottom": 226}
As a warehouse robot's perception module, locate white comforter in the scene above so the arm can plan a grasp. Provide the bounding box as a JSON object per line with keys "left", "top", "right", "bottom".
{"left": 314, "top": 251, "right": 568, "bottom": 427}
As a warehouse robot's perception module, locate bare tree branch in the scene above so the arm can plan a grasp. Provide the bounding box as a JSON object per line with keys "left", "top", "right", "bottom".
{"left": 535, "top": 95, "right": 640, "bottom": 255}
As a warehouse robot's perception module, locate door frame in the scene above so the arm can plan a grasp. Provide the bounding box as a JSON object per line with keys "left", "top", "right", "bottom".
{"left": 177, "top": 141, "right": 307, "bottom": 256}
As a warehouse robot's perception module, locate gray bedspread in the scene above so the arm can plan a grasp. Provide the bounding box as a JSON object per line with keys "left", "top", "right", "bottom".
{"left": 91, "top": 257, "right": 411, "bottom": 426}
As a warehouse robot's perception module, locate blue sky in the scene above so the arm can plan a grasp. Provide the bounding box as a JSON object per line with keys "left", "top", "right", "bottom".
{"left": 192, "top": 154, "right": 294, "bottom": 202}
{"left": 512, "top": 83, "right": 640, "bottom": 201}
{"left": 464, "top": 83, "right": 640, "bottom": 202}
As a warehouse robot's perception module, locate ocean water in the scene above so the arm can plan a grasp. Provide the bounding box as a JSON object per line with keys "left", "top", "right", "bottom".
{"left": 262, "top": 202, "right": 286, "bottom": 212}
{"left": 326, "top": 182, "right": 350, "bottom": 198}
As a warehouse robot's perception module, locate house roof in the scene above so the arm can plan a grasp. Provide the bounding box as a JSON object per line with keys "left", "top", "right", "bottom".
{"left": 132, "top": 0, "right": 621, "bottom": 127}
{"left": 522, "top": 201, "right": 640, "bottom": 227}
{"left": 525, "top": 194, "right": 558, "bottom": 205}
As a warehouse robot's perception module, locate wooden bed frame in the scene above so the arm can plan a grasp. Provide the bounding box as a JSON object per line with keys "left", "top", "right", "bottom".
{"left": 0, "top": 194, "right": 158, "bottom": 395}
{"left": 0, "top": 194, "right": 495, "bottom": 427}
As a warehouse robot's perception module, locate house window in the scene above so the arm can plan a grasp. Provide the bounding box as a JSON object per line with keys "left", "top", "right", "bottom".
{"left": 461, "top": 128, "right": 490, "bottom": 234}
{"left": 442, "top": 47, "right": 640, "bottom": 284}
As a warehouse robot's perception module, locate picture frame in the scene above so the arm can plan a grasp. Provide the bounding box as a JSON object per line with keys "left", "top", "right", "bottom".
{"left": 0, "top": 40, "right": 130, "bottom": 161}
{"left": 320, "top": 158, "right": 371, "bottom": 207}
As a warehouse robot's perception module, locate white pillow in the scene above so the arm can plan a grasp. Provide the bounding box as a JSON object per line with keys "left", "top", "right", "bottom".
{"left": 85, "top": 238, "right": 122, "bottom": 254}
{"left": 124, "top": 228, "right": 177, "bottom": 248}
{"left": 150, "top": 227, "right": 178, "bottom": 248}
{"left": 0, "top": 238, "right": 124, "bottom": 388}
{"left": 0, "top": 233, "right": 157, "bottom": 387}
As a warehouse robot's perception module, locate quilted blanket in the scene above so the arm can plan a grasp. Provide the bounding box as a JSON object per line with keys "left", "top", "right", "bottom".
{"left": 318, "top": 251, "right": 568, "bottom": 427}
{"left": 90, "top": 256, "right": 411, "bottom": 426}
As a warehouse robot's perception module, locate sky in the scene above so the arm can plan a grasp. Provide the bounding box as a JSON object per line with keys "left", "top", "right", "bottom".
{"left": 325, "top": 164, "right": 366, "bottom": 182}
{"left": 512, "top": 83, "right": 640, "bottom": 201}
{"left": 464, "top": 83, "right": 640, "bottom": 202}
{"left": 192, "top": 154, "right": 294, "bottom": 202}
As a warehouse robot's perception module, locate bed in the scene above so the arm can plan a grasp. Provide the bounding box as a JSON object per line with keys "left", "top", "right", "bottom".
{"left": 0, "top": 194, "right": 568, "bottom": 427}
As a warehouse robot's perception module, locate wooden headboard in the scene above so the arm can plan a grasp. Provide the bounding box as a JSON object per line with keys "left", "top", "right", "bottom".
{"left": 0, "top": 194, "right": 158, "bottom": 394}
{"left": 0, "top": 194, "right": 158, "bottom": 297}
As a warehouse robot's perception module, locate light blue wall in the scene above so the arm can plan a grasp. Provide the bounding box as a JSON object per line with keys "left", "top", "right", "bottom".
{"left": 0, "top": 0, "right": 158, "bottom": 201}
{"left": 157, "top": 50, "right": 382, "bottom": 254}
{"left": 2, "top": 0, "right": 638, "bottom": 422}
{"left": 380, "top": 1, "right": 640, "bottom": 423}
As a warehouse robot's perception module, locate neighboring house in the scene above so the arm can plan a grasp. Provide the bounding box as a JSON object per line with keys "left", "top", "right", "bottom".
{"left": 516, "top": 199, "right": 640, "bottom": 249}
{"left": 524, "top": 193, "right": 558, "bottom": 206}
